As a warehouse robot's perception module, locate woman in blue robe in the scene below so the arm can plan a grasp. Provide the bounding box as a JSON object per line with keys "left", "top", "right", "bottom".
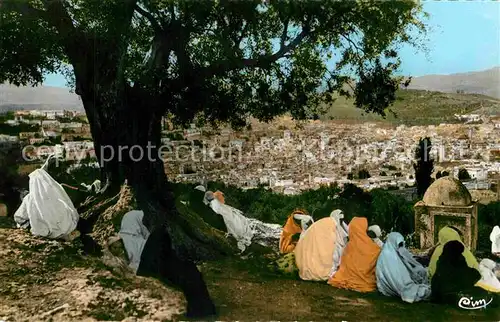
{"left": 376, "top": 232, "right": 431, "bottom": 303}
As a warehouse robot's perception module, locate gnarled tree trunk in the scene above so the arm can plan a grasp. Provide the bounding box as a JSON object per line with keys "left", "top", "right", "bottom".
{"left": 79, "top": 82, "right": 235, "bottom": 261}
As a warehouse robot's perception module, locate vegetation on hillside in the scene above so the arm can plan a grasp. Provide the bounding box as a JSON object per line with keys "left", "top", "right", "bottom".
{"left": 321, "top": 89, "right": 500, "bottom": 125}
{"left": 0, "top": 123, "right": 40, "bottom": 136}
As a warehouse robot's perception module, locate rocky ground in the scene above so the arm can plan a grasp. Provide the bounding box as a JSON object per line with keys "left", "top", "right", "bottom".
{"left": 0, "top": 223, "right": 186, "bottom": 321}
{"left": 1, "top": 218, "right": 500, "bottom": 321}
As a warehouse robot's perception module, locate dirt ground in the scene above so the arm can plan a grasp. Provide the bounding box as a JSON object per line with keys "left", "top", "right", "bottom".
{"left": 0, "top": 225, "right": 185, "bottom": 321}
{"left": 0, "top": 223, "right": 499, "bottom": 321}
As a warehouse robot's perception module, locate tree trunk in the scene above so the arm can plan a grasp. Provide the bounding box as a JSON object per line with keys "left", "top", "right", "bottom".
{"left": 79, "top": 85, "right": 235, "bottom": 261}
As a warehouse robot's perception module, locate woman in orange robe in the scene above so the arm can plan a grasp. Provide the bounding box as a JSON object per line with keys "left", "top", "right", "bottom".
{"left": 279, "top": 209, "right": 309, "bottom": 254}
{"left": 328, "top": 217, "right": 381, "bottom": 292}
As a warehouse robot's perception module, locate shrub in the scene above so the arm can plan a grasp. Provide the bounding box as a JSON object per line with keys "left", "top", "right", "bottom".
{"left": 477, "top": 201, "right": 500, "bottom": 252}
{"left": 186, "top": 182, "right": 414, "bottom": 235}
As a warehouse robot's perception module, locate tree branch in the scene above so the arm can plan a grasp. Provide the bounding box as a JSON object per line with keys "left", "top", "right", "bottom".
{"left": 40, "top": 0, "right": 84, "bottom": 70}
{"left": 236, "top": 20, "right": 249, "bottom": 45}
{"left": 280, "top": 19, "right": 289, "bottom": 48}
{"left": 341, "top": 34, "right": 364, "bottom": 55}
{"left": 135, "top": 4, "right": 162, "bottom": 34}
{"left": 203, "top": 24, "right": 311, "bottom": 78}
{"left": 0, "top": 0, "right": 47, "bottom": 18}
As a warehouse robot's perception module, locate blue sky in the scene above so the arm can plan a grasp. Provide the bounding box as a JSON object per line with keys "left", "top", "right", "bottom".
{"left": 43, "top": 1, "right": 500, "bottom": 87}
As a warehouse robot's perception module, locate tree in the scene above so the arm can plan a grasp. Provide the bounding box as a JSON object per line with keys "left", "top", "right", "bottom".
{"left": 1, "top": 0, "right": 426, "bottom": 226}
{"left": 458, "top": 168, "right": 471, "bottom": 181}
{"left": 0, "top": 142, "right": 26, "bottom": 214}
{"left": 347, "top": 172, "right": 354, "bottom": 180}
{"left": 1, "top": 0, "right": 427, "bottom": 316}
{"left": 402, "top": 76, "right": 412, "bottom": 89}
{"left": 358, "top": 169, "right": 371, "bottom": 179}
{"left": 413, "top": 137, "right": 433, "bottom": 197}
{"left": 380, "top": 171, "right": 387, "bottom": 176}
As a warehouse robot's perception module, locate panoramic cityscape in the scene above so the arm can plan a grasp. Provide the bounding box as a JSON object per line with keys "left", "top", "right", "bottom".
{"left": 1, "top": 106, "right": 499, "bottom": 200}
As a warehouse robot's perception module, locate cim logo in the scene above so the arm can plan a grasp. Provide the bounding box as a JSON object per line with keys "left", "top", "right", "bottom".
{"left": 458, "top": 296, "right": 493, "bottom": 310}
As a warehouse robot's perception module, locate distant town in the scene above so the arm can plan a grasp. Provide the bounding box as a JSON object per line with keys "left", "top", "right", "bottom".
{"left": 1, "top": 109, "right": 499, "bottom": 201}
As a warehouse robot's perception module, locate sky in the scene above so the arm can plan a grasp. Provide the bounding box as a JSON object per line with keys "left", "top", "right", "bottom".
{"left": 43, "top": 1, "right": 500, "bottom": 88}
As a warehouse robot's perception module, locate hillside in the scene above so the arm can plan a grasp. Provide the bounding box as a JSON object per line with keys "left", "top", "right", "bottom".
{"left": 0, "top": 84, "right": 83, "bottom": 112}
{"left": 321, "top": 89, "right": 500, "bottom": 125}
{"left": 1, "top": 79, "right": 499, "bottom": 126}
{"left": 407, "top": 67, "right": 500, "bottom": 99}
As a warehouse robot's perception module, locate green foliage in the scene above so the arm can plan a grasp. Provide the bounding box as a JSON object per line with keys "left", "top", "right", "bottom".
{"left": 47, "top": 161, "right": 101, "bottom": 206}
{"left": 0, "top": 123, "right": 40, "bottom": 136}
{"left": 369, "top": 189, "right": 414, "bottom": 235}
{"left": 320, "top": 89, "right": 500, "bottom": 126}
{"left": 458, "top": 168, "right": 471, "bottom": 181}
{"left": 178, "top": 181, "right": 414, "bottom": 235}
{"left": 164, "top": 132, "right": 184, "bottom": 141}
{"left": 413, "top": 137, "right": 433, "bottom": 197}
{"left": 1, "top": 0, "right": 427, "bottom": 128}
{"left": 0, "top": 143, "right": 27, "bottom": 213}
{"left": 477, "top": 201, "right": 500, "bottom": 252}
{"left": 358, "top": 169, "right": 371, "bottom": 179}
{"left": 47, "top": 136, "right": 62, "bottom": 145}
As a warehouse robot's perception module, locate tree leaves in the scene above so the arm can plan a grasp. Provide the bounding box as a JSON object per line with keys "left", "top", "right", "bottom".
{"left": 0, "top": 0, "right": 427, "bottom": 127}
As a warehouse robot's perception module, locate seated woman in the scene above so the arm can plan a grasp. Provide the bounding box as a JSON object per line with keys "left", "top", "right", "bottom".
{"left": 477, "top": 258, "right": 500, "bottom": 293}
{"left": 491, "top": 226, "right": 500, "bottom": 258}
{"left": 368, "top": 225, "right": 384, "bottom": 248}
{"left": 279, "top": 209, "right": 313, "bottom": 254}
{"left": 294, "top": 210, "right": 347, "bottom": 281}
{"left": 329, "top": 209, "right": 349, "bottom": 278}
{"left": 376, "top": 232, "right": 431, "bottom": 303}
{"left": 428, "top": 226, "right": 479, "bottom": 278}
{"left": 114, "top": 210, "right": 216, "bottom": 318}
{"left": 275, "top": 209, "right": 313, "bottom": 276}
{"left": 213, "top": 190, "right": 225, "bottom": 204}
{"left": 431, "top": 240, "right": 498, "bottom": 308}
{"left": 328, "top": 217, "right": 381, "bottom": 292}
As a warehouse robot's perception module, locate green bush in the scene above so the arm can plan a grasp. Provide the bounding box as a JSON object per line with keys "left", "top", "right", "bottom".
{"left": 477, "top": 201, "right": 500, "bottom": 252}
{"left": 196, "top": 182, "right": 414, "bottom": 235}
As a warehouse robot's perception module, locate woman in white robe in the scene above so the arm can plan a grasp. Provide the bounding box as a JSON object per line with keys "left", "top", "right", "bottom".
{"left": 376, "top": 232, "right": 431, "bottom": 303}
{"left": 491, "top": 226, "right": 500, "bottom": 256}
{"left": 368, "top": 225, "right": 384, "bottom": 248}
{"left": 477, "top": 258, "right": 500, "bottom": 292}
{"left": 328, "top": 209, "right": 349, "bottom": 278}
{"left": 118, "top": 210, "right": 151, "bottom": 273}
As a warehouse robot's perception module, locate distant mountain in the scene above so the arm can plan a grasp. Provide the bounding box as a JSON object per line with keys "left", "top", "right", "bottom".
{"left": 407, "top": 67, "right": 500, "bottom": 99}
{"left": 0, "top": 84, "right": 83, "bottom": 113}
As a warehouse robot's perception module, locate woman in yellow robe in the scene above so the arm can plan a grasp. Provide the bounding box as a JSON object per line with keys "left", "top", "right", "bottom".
{"left": 428, "top": 226, "right": 479, "bottom": 278}
{"left": 294, "top": 216, "right": 337, "bottom": 281}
